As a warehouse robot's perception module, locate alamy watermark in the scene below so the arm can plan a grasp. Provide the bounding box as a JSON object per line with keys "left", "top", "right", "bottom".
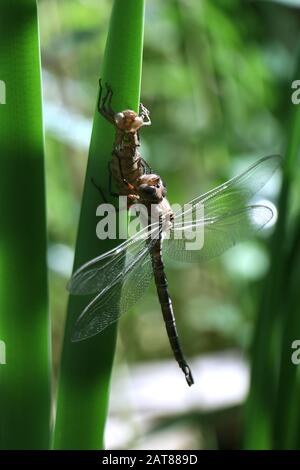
{"left": 0, "top": 80, "right": 6, "bottom": 105}
{"left": 291, "top": 340, "right": 300, "bottom": 365}
{"left": 291, "top": 80, "right": 300, "bottom": 105}
{"left": 0, "top": 340, "right": 6, "bottom": 365}
{"left": 95, "top": 197, "right": 205, "bottom": 251}
{"left": 0, "top": 80, "right": 7, "bottom": 362}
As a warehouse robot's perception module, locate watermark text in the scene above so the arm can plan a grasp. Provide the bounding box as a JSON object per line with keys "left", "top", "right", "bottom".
{"left": 291, "top": 340, "right": 300, "bottom": 365}
{"left": 95, "top": 197, "right": 205, "bottom": 251}
{"left": 291, "top": 80, "right": 300, "bottom": 105}
{"left": 0, "top": 80, "right": 6, "bottom": 104}
{"left": 0, "top": 340, "right": 6, "bottom": 365}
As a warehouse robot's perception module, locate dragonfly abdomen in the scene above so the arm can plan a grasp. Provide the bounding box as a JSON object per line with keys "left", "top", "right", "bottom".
{"left": 151, "top": 242, "right": 194, "bottom": 386}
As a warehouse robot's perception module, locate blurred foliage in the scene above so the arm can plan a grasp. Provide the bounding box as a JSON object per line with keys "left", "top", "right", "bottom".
{"left": 38, "top": 0, "right": 300, "bottom": 449}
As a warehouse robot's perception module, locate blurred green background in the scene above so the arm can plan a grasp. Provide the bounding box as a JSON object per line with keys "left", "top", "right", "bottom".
{"left": 38, "top": 0, "right": 300, "bottom": 449}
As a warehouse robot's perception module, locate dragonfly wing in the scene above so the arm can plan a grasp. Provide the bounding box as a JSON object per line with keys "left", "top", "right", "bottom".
{"left": 163, "top": 154, "right": 280, "bottom": 263}
{"left": 164, "top": 204, "right": 273, "bottom": 263}
{"left": 68, "top": 223, "right": 159, "bottom": 295}
{"left": 173, "top": 154, "right": 281, "bottom": 220}
{"left": 71, "top": 246, "right": 154, "bottom": 341}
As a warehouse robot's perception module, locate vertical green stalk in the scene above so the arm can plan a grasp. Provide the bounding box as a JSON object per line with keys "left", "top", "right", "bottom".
{"left": 243, "top": 160, "right": 289, "bottom": 450}
{"left": 53, "top": 0, "right": 145, "bottom": 450}
{"left": 272, "top": 56, "right": 300, "bottom": 449}
{"left": 244, "top": 51, "right": 300, "bottom": 450}
{"left": 0, "top": 0, "right": 51, "bottom": 449}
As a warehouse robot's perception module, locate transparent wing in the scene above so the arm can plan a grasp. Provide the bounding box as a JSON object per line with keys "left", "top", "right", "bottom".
{"left": 68, "top": 223, "right": 159, "bottom": 295}
{"left": 163, "top": 154, "right": 280, "bottom": 263}
{"left": 173, "top": 154, "right": 281, "bottom": 221}
{"left": 70, "top": 154, "right": 280, "bottom": 339}
{"left": 164, "top": 204, "right": 273, "bottom": 263}
{"left": 69, "top": 155, "right": 280, "bottom": 294}
{"left": 71, "top": 247, "right": 154, "bottom": 341}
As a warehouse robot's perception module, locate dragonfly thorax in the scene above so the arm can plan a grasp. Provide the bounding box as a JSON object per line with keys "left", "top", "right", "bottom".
{"left": 136, "top": 174, "right": 167, "bottom": 204}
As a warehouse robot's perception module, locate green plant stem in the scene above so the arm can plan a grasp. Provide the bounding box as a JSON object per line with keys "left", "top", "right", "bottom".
{"left": 0, "top": 0, "right": 51, "bottom": 449}
{"left": 243, "top": 52, "right": 300, "bottom": 450}
{"left": 53, "top": 0, "right": 145, "bottom": 450}
{"left": 271, "top": 55, "right": 300, "bottom": 449}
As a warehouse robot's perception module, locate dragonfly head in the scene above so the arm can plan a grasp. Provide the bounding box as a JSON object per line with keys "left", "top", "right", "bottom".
{"left": 137, "top": 174, "right": 167, "bottom": 203}
{"left": 114, "top": 110, "right": 144, "bottom": 133}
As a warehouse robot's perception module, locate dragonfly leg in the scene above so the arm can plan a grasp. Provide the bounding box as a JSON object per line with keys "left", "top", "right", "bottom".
{"left": 123, "top": 178, "right": 136, "bottom": 193}
{"left": 112, "top": 150, "right": 126, "bottom": 181}
{"left": 140, "top": 157, "right": 152, "bottom": 174}
{"left": 106, "top": 83, "right": 115, "bottom": 115}
{"left": 139, "top": 102, "right": 151, "bottom": 127}
{"left": 97, "top": 79, "right": 115, "bottom": 124}
{"left": 108, "top": 162, "right": 120, "bottom": 198}
{"left": 91, "top": 177, "right": 108, "bottom": 203}
{"left": 92, "top": 177, "right": 125, "bottom": 214}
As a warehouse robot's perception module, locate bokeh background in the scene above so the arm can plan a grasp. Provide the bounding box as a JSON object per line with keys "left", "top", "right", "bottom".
{"left": 38, "top": 0, "right": 300, "bottom": 449}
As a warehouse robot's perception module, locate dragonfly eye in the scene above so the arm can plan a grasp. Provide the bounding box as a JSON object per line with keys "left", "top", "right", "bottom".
{"left": 138, "top": 184, "right": 157, "bottom": 201}
{"left": 143, "top": 185, "right": 156, "bottom": 194}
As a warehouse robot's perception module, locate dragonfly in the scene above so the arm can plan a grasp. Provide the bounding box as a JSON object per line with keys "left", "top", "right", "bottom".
{"left": 68, "top": 154, "right": 281, "bottom": 386}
